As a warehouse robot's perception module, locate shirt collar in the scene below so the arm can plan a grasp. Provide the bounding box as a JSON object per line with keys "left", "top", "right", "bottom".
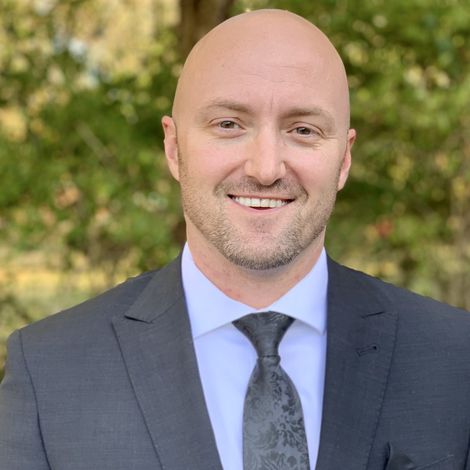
{"left": 181, "top": 244, "right": 328, "bottom": 338}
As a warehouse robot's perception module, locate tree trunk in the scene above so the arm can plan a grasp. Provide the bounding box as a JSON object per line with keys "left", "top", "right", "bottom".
{"left": 178, "top": 0, "right": 235, "bottom": 59}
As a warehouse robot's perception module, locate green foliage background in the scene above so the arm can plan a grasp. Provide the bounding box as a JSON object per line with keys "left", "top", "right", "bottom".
{"left": 1, "top": 0, "right": 469, "bottom": 379}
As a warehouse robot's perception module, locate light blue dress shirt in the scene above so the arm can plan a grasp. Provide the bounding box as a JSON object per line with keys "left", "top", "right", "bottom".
{"left": 181, "top": 244, "right": 328, "bottom": 470}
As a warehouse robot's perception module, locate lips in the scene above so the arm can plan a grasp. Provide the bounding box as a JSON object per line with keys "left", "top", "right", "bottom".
{"left": 229, "top": 195, "right": 292, "bottom": 209}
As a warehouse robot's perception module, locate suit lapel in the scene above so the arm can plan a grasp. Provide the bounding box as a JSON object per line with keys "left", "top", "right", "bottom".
{"left": 112, "top": 257, "right": 223, "bottom": 470}
{"left": 316, "top": 258, "right": 398, "bottom": 469}
{"left": 111, "top": 254, "right": 396, "bottom": 469}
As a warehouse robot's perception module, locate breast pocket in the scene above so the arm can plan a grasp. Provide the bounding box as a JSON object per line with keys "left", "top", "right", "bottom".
{"left": 415, "top": 455, "right": 454, "bottom": 470}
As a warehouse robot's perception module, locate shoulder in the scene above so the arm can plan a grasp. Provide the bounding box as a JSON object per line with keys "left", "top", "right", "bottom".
{"left": 15, "top": 253, "right": 183, "bottom": 352}
{"left": 328, "top": 257, "right": 470, "bottom": 336}
{"left": 16, "top": 266, "right": 163, "bottom": 350}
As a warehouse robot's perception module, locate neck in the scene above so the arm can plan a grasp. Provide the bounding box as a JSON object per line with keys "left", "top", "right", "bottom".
{"left": 187, "top": 233, "right": 324, "bottom": 310}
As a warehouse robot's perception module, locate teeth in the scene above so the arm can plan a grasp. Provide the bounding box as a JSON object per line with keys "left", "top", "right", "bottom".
{"left": 233, "top": 196, "right": 288, "bottom": 208}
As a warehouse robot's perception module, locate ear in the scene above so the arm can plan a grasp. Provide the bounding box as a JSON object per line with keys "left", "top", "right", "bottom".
{"left": 161, "top": 115, "right": 180, "bottom": 181}
{"left": 337, "top": 128, "right": 356, "bottom": 191}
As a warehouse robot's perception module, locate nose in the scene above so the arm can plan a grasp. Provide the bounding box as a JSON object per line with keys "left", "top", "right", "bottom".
{"left": 244, "top": 127, "right": 286, "bottom": 185}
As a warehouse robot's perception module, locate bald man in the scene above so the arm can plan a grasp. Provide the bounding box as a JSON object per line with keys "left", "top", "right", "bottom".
{"left": 1, "top": 9, "right": 470, "bottom": 470}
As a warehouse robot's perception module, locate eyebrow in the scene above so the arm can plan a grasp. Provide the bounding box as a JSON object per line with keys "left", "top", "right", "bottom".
{"left": 196, "top": 99, "right": 336, "bottom": 132}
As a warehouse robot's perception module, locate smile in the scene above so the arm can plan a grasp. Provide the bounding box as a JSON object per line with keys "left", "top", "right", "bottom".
{"left": 230, "top": 196, "right": 292, "bottom": 209}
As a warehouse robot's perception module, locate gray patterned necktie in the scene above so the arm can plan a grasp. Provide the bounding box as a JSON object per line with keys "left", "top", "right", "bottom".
{"left": 233, "top": 312, "right": 310, "bottom": 470}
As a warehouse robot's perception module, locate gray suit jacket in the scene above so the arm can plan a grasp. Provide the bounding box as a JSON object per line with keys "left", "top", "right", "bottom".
{"left": 1, "top": 256, "right": 470, "bottom": 469}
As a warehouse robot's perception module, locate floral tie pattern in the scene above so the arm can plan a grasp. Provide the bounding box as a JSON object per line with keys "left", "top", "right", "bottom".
{"left": 233, "top": 312, "right": 310, "bottom": 470}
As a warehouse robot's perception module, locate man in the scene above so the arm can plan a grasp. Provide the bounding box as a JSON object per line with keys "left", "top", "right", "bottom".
{"left": 1, "top": 9, "right": 469, "bottom": 470}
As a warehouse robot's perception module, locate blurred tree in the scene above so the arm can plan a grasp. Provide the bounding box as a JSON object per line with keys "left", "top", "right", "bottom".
{"left": 0, "top": 0, "right": 182, "bottom": 277}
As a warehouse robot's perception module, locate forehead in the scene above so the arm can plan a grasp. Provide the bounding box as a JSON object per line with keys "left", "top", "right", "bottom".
{"left": 176, "top": 26, "right": 348, "bottom": 123}
{"left": 190, "top": 59, "right": 338, "bottom": 118}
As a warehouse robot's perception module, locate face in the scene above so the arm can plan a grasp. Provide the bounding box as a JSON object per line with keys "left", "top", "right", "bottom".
{"left": 163, "top": 13, "right": 355, "bottom": 271}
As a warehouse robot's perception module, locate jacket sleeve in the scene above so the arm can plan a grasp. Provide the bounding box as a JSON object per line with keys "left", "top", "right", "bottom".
{"left": 0, "top": 330, "right": 50, "bottom": 470}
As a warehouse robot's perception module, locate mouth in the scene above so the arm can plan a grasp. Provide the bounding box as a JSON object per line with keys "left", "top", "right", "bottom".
{"left": 229, "top": 195, "right": 294, "bottom": 210}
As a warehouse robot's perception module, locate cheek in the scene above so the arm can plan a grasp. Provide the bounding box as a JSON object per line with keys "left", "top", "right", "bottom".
{"left": 291, "top": 155, "right": 343, "bottom": 195}
{"left": 180, "top": 136, "right": 244, "bottom": 183}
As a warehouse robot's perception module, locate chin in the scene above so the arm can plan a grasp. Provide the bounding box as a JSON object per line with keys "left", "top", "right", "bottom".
{"left": 220, "top": 245, "right": 300, "bottom": 271}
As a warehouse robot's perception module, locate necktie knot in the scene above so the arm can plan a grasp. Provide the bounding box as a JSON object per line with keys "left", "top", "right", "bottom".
{"left": 233, "top": 311, "right": 294, "bottom": 358}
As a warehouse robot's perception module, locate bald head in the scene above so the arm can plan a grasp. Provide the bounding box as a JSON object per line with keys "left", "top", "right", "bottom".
{"left": 172, "top": 9, "right": 350, "bottom": 129}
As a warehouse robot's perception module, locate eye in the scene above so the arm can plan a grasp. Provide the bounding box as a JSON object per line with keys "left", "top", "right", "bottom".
{"left": 294, "top": 126, "right": 316, "bottom": 136}
{"left": 218, "top": 120, "right": 240, "bottom": 129}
